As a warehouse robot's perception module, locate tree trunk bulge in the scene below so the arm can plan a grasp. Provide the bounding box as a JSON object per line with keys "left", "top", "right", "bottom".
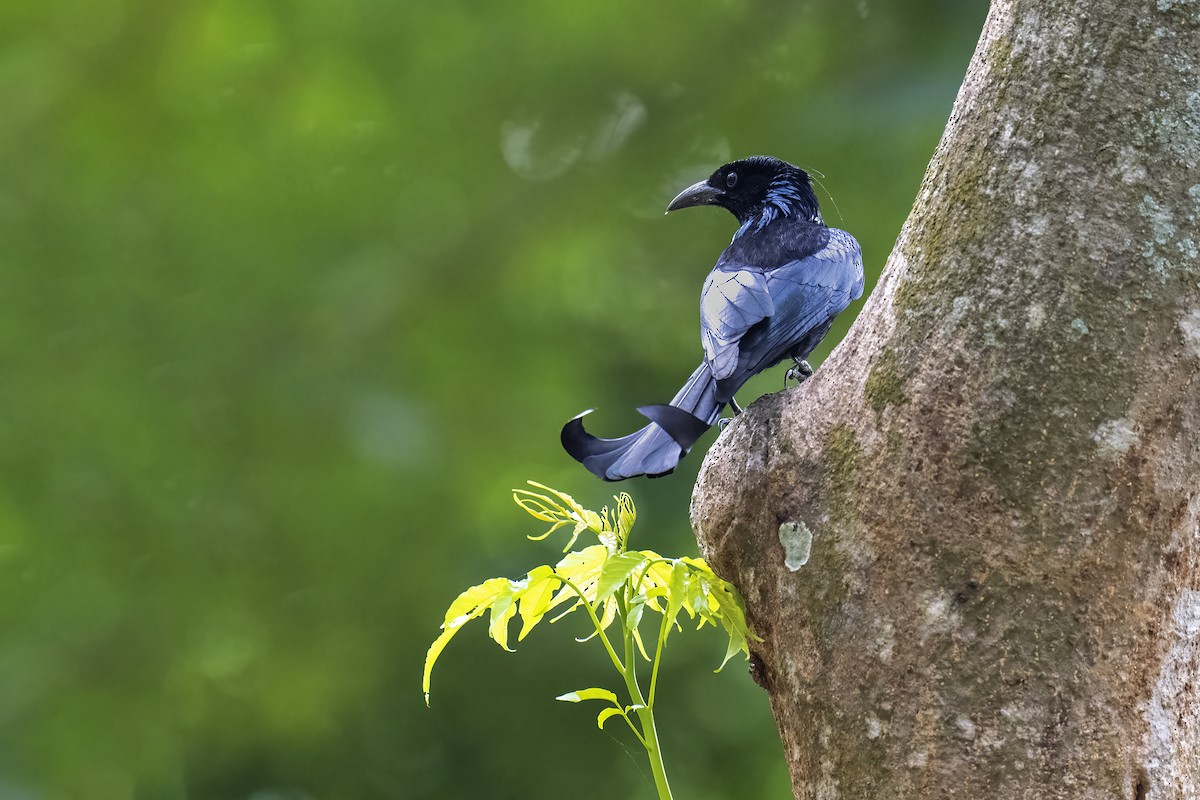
{"left": 690, "top": 1, "right": 1200, "bottom": 797}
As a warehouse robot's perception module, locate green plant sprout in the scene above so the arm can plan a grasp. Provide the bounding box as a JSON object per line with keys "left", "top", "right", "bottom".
{"left": 423, "top": 482, "right": 758, "bottom": 800}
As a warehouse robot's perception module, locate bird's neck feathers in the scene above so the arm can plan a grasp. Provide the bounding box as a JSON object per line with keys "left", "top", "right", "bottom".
{"left": 734, "top": 170, "right": 822, "bottom": 239}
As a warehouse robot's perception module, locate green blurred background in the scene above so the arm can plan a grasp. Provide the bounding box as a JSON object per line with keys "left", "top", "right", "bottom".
{"left": 0, "top": 1, "right": 986, "bottom": 797}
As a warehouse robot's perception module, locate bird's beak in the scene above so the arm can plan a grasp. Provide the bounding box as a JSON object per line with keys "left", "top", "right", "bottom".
{"left": 666, "top": 180, "right": 723, "bottom": 213}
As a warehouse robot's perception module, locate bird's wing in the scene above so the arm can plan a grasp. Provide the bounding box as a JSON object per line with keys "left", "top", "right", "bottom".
{"left": 699, "top": 267, "right": 773, "bottom": 381}
{"left": 739, "top": 228, "right": 863, "bottom": 366}
{"left": 817, "top": 226, "right": 865, "bottom": 301}
{"left": 702, "top": 227, "right": 863, "bottom": 398}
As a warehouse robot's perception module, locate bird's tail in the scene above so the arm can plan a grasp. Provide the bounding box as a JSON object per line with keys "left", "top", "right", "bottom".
{"left": 561, "top": 363, "right": 724, "bottom": 481}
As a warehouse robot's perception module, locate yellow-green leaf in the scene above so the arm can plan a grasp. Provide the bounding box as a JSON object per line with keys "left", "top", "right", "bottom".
{"left": 665, "top": 560, "right": 687, "bottom": 636}
{"left": 597, "top": 596, "right": 617, "bottom": 631}
{"left": 439, "top": 577, "right": 511, "bottom": 628}
{"left": 595, "top": 552, "right": 649, "bottom": 604}
{"left": 545, "top": 586, "right": 584, "bottom": 623}
{"left": 554, "top": 544, "right": 608, "bottom": 599}
{"left": 423, "top": 628, "right": 456, "bottom": 706}
{"left": 488, "top": 587, "right": 518, "bottom": 651}
{"left": 556, "top": 687, "right": 619, "bottom": 704}
{"left": 615, "top": 492, "right": 635, "bottom": 544}
{"left": 513, "top": 490, "right": 571, "bottom": 540}
{"left": 423, "top": 577, "right": 511, "bottom": 704}
{"left": 541, "top": 545, "right": 609, "bottom": 624}
{"left": 577, "top": 596, "right": 617, "bottom": 640}
{"left": 526, "top": 481, "right": 588, "bottom": 519}
{"left": 626, "top": 598, "right": 645, "bottom": 632}
{"left": 715, "top": 626, "right": 746, "bottom": 672}
{"left": 596, "top": 706, "right": 625, "bottom": 730}
{"left": 517, "top": 565, "right": 561, "bottom": 641}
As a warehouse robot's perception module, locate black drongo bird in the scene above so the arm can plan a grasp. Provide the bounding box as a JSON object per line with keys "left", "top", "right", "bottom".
{"left": 562, "top": 156, "right": 865, "bottom": 481}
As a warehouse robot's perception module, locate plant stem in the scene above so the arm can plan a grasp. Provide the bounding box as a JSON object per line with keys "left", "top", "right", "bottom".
{"left": 557, "top": 576, "right": 625, "bottom": 675}
{"left": 632, "top": 697, "right": 672, "bottom": 800}
{"left": 648, "top": 605, "right": 670, "bottom": 708}
{"left": 619, "top": 593, "right": 673, "bottom": 800}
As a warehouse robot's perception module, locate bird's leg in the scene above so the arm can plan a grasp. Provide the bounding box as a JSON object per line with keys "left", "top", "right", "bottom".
{"left": 785, "top": 358, "right": 814, "bottom": 386}
{"left": 718, "top": 397, "right": 744, "bottom": 430}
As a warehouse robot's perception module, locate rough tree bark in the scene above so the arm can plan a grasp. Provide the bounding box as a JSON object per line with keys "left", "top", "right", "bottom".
{"left": 691, "top": 1, "right": 1200, "bottom": 797}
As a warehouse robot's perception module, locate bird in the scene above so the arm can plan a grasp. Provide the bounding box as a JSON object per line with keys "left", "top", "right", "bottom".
{"left": 561, "top": 155, "right": 865, "bottom": 481}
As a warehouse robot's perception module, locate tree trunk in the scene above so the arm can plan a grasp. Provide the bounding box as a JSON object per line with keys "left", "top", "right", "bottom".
{"left": 690, "top": 1, "right": 1200, "bottom": 797}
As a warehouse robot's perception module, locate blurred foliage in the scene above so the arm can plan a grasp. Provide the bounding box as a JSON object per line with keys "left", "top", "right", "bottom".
{"left": 0, "top": 0, "right": 985, "bottom": 798}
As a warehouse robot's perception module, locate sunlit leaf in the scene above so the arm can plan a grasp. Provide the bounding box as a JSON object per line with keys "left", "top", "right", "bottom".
{"left": 423, "top": 628, "right": 457, "bottom": 706}
{"left": 665, "top": 560, "right": 687, "bottom": 637}
{"left": 563, "top": 510, "right": 604, "bottom": 552}
{"left": 595, "top": 552, "right": 648, "bottom": 604}
{"left": 599, "top": 596, "right": 617, "bottom": 627}
{"left": 626, "top": 596, "right": 651, "bottom": 660}
{"left": 645, "top": 558, "right": 674, "bottom": 589}
{"left": 517, "top": 565, "right": 561, "bottom": 641}
{"left": 596, "top": 706, "right": 625, "bottom": 730}
{"left": 526, "top": 481, "right": 588, "bottom": 518}
{"left": 553, "top": 544, "right": 608, "bottom": 599}
{"left": 488, "top": 586, "right": 517, "bottom": 651}
{"left": 626, "top": 598, "right": 645, "bottom": 631}
{"left": 513, "top": 489, "right": 573, "bottom": 539}
{"left": 556, "top": 687, "right": 619, "bottom": 704}
{"left": 512, "top": 489, "right": 564, "bottom": 520}
{"left": 615, "top": 492, "right": 635, "bottom": 545}
{"left": 686, "top": 569, "right": 710, "bottom": 625}
{"left": 715, "top": 627, "right": 746, "bottom": 672}
{"left": 541, "top": 545, "right": 608, "bottom": 626}
{"left": 546, "top": 589, "right": 584, "bottom": 623}
{"left": 423, "top": 577, "right": 511, "bottom": 704}
{"left": 623, "top": 550, "right": 660, "bottom": 597}
{"left": 631, "top": 628, "right": 651, "bottom": 662}
{"left": 640, "top": 558, "right": 674, "bottom": 611}
{"left": 439, "top": 577, "right": 511, "bottom": 628}
{"left": 578, "top": 597, "right": 617, "bottom": 640}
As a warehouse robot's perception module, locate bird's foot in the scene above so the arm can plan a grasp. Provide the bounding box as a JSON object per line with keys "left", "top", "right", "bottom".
{"left": 718, "top": 398, "right": 744, "bottom": 431}
{"left": 785, "top": 359, "right": 814, "bottom": 386}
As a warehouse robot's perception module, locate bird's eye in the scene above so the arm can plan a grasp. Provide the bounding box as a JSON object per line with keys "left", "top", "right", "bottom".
{"left": 726, "top": 172, "right": 738, "bottom": 188}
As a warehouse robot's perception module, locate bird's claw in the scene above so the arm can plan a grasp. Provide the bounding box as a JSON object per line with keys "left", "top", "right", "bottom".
{"left": 717, "top": 416, "right": 733, "bottom": 431}
{"left": 785, "top": 359, "right": 814, "bottom": 386}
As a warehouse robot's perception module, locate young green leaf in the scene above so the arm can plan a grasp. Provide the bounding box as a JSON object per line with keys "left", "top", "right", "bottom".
{"left": 538, "top": 545, "right": 609, "bottom": 626}
{"left": 556, "top": 687, "right": 620, "bottom": 704}
{"left": 577, "top": 597, "right": 617, "bottom": 641}
{"left": 715, "top": 627, "right": 746, "bottom": 672}
{"left": 595, "top": 552, "right": 650, "bottom": 604}
{"left": 615, "top": 493, "right": 636, "bottom": 545}
{"left": 517, "top": 565, "right": 561, "bottom": 641}
{"left": 596, "top": 706, "right": 626, "bottom": 730}
{"left": 427, "top": 481, "right": 763, "bottom": 800}
{"left": 423, "top": 577, "right": 512, "bottom": 704}
{"left": 514, "top": 482, "right": 605, "bottom": 550}
{"left": 626, "top": 597, "right": 645, "bottom": 632}
{"left": 664, "top": 560, "right": 687, "bottom": 636}
{"left": 550, "top": 544, "right": 608, "bottom": 604}
{"left": 487, "top": 586, "right": 517, "bottom": 651}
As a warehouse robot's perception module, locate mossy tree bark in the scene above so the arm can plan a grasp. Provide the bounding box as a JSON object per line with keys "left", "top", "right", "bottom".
{"left": 690, "top": 1, "right": 1200, "bottom": 797}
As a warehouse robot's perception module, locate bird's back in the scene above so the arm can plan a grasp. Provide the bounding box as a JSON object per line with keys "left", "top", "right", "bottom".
{"left": 703, "top": 219, "right": 863, "bottom": 402}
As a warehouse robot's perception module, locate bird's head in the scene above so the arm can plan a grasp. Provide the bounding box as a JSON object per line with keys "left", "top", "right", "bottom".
{"left": 666, "top": 156, "right": 821, "bottom": 229}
